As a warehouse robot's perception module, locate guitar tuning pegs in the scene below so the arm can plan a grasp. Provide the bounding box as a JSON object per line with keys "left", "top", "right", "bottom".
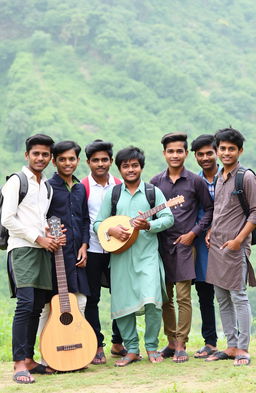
{"left": 174, "top": 206, "right": 177, "bottom": 209}
{"left": 180, "top": 204, "right": 183, "bottom": 207}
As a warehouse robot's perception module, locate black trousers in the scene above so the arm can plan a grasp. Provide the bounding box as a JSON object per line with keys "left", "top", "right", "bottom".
{"left": 12, "top": 287, "right": 48, "bottom": 361}
{"left": 195, "top": 281, "right": 217, "bottom": 347}
{"left": 85, "top": 251, "right": 123, "bottom": 347}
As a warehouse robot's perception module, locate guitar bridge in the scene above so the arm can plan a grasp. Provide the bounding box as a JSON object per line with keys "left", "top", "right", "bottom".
{"left": 57, "top": 343, "right": 82, "bottom": 351}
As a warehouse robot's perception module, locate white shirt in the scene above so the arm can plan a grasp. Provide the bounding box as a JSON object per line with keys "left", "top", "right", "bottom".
{"left": 87, "top": 173, "right": 120, "bottom": 253}
{"left": 1, "top": 166, "right": 52, "bottom": 252}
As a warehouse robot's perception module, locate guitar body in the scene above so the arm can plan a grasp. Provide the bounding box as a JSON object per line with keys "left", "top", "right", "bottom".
{"left": 40, "top": 293, "right": 97, "bottom": 371}
{"left": 98, "top": 215, "right": 139, "bottom": 254}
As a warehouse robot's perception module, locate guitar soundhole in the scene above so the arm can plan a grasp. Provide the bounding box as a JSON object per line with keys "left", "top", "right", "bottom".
{"left": 60, "top": 312, "right": 73, "bottom": 325}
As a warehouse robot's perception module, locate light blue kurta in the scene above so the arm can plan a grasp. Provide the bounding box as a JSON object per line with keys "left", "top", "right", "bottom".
{"left": 94, "top": 181, "right": 174, "bottom": 319}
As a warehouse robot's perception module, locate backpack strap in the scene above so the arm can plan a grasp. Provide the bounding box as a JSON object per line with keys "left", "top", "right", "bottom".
{"left": 234, "top": 167, "right": 254, "bottom": 217}
{"left": 111, "top": 184, "right": 122, "bottom": 216}
{"left": 6, "top": 172, "right": 28, "bottom": 204}
{"left": 44, "top": 180, "right": 51, "bottom": 199}
{"left": 81, "top": 177, "right": 90, "bottom": 198}
{"left": 144, "top": 183, "right": 156, "bottom": 220}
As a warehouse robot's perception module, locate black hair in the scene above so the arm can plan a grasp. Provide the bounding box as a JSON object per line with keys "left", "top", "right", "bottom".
{"left": 191, "top": 134, "right": 217, "bottom": 152}
{"left": 52, "top": 140, "right": 81, "bottom": 160}
{"left": 161, "top": 132, "right": 188, "bottom": 150}
{"left": 25, "top": 133, "right": 54, "bottom": 153}
{"left": 85, "top": 139, "right": 113, "bottom": 160}
{"left": 215, "top": 127, "right": 245, "bottom": 149}
{"left": 115, "top": 146, "right": 145, "bottom": 169}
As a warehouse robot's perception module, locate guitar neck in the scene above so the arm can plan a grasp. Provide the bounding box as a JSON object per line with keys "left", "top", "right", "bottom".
{"left": 54, "top": 247, "right": 71, "bottom": 313}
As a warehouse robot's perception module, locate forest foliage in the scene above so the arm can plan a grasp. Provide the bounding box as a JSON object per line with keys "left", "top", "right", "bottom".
{"left": 0, "top": 0, "right": 256, "bottom": 181}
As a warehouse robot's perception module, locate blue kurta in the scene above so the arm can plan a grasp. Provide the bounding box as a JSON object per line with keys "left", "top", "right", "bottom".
{"left": 47, "top": 172, "right": 90, "bottom": 297}
{"left": 194, "top": 168, "right": 219, "bottom": 281}
{"left": 94, "top": 181, "right": 174, "bottom": 319}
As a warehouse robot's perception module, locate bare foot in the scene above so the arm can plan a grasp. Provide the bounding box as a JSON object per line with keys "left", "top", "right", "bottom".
{"left": 173, "top": 342, "right": 188, "bottom": 363}
{"left": 234, "top": 349, "right": 250, "bottom": 366}
{"left": 115, "top": 353, "right": 141, "bottom": 367}
{"left": 91, "top": 347, "right": 106, "bottom": 365}
{"left": 205, "top": 347, "right": 236, "bottom": 362}
{"left": 13, "top": 360, "right": 35, "bottom": 384}
{"left": 147, "top": 350, "right": 164, "bottom": 363}
{"left": 111, "top": 343, "right": 127, "bottom": 357}
{"left": 194, "top": 344, "right": 217, "bottom": 359}
{"left": 25, "top": 358, "right": 54, "bottom": 374}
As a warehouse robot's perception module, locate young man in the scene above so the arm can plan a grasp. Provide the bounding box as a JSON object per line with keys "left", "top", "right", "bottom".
{"left": 151, "top": 133, "right": 213, "bottom": 363}
{"left": 82, "top": 140, "right": 126, "bottom": 365}
{"left": 94, "top": 146, "right": 173, "bottom": 366}
{"left": 38, "top": 140, "right": 90, "bottom": 337}
{"left": 190, "top": 134, "right": 219, "bottom": 358}
{"left": 206, "top": 128, "right": 256, "bottom": 366}
{"left": 1, "top": 134, "right": 59, "bottom": 384}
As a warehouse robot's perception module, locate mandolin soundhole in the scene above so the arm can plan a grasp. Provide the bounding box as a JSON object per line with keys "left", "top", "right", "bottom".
{"left": 60, "top": 312, "right": 73, "bottom": 325}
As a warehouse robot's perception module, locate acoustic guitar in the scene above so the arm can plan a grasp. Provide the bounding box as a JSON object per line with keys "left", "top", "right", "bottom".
{"left": 98, "top": 195, "right": 184, "bottom": 254}
{"left": 40, "top": 216, "right": 97, "bottom": 371}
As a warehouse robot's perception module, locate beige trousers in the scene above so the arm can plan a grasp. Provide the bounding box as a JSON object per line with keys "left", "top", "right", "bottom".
{"left": 162, "top": 280, "right": 192, "bottom": 344}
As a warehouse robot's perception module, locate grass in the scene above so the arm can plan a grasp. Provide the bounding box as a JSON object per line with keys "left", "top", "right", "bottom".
{"left": 1, "top": 336, "right": 256, "bottom": 393}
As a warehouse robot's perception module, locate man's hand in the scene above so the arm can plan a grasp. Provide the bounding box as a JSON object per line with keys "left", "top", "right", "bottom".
{"left": 76, "top": 244, "right": 88, "bottom": 267}
{"left": 36, "top": 236, "right": 60, "bottom": 252}
{"left": 220, "top": 239, "right": 241, "bottom": 251}
{"left": 174, "top": 231, "right": 196, "bottom": 246}
{"left": 45, "top": 224, "right": 67, "bottom": 246}
{"left": 205, "top": 229, "right": 211, "bottom": 248}
{"left": 108, "top": 225, "right": 130, "bottom": 241}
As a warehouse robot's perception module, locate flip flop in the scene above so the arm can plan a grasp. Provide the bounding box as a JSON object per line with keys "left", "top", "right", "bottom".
{"left": 205, "top": 351, "right": 234, "bottom": 362}
{"left": 194, "top": 345, "right": 217, "bottom": 359}
{"left": 160, "top": 346, "right": 175, "bottom": 358}
{"left": 29, "top": 364, "right": 54, "bottom": 374}
{"left": 234, "top": 354, "right": 251, "bottom": 366}
{"left": 13, "top": 370, "right": 35, "bottom": 384}
{"left": 173, "top": 350, "right": 189, "bottom": 363}
{"left": 91, "top": 351, "right": 106, "bottom": 365}
{"left": 115, "top": 354, "right": 141, "bottom": 367}
{"left": 147, "top": 351, "right": 164, "bottom": 363}
{"left": 111, "top": 348, "right": 128, "bottom": 357}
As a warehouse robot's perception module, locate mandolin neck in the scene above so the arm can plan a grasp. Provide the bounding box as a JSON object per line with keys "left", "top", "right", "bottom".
{"left": 130, "top": 202, "right": 167, "bottom": 225}
{"left": 54, "top": 247, "right": 71, "bottom": 313}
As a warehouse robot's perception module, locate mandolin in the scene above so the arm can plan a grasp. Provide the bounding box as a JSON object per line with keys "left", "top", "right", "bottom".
{"left": 98, "top": 195, "right": 184, "bottom": 254}
{"left": 40, "top": 216, "right": 97, "bottom": 371}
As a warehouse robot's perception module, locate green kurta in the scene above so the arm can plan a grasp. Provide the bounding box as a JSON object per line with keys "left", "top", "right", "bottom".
{"left": 94, "top": 181, "right": 174, "bottom": 319}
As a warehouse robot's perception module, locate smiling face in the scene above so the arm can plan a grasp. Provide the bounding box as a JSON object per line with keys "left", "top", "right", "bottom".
{"left": 119, "top": 159, "right": 142, "bottom": 185}
{"left": 87, "top": 150, "right": 113, "bottom": 180}
{"left": 25, "top": 144, "right": 52, "bottom": 175}
{"left": 217, "top": 141, "right": 243, "bottom": 169}
{"left": 163, "top": 141, "right": 188, "bottom": 169}
{"left": 52, "top": 148, "right": 79, "bottom": 179}
{"left": 195, "top": 144, "right": 217, "bottom": 171}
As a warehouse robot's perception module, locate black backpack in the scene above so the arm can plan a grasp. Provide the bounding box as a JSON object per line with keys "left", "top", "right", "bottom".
{"left": 111, "top": 182, "right": 156, "bottom": 217}
{"left": 234, "top": 167, "right": 256, "bottom": 245}
{"left": 0, "top": 172, "right": 51, "bottom": 250}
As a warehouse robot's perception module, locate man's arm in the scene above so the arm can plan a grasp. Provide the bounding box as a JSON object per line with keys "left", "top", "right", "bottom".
{"left": 192, "top": 176, "right": 213, "bottom": 236}
{"left": 1, "top": 176, "right": 39, "bottom": 243}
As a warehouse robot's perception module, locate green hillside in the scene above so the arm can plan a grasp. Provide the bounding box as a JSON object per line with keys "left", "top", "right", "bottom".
{"left": 0, "top": 0, "right": 256, "bottom": 181}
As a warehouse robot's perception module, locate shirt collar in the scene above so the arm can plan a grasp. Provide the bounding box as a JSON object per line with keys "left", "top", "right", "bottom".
{"left": 199, "top": 164, "right": 221, "bottom": 184}
{"left": 219, "top": 162, "right": 240, "bottom": 179}
{"left": 22, "top": 166, "right": 47, "bottom": 182}
{"left": 165, "top": 166, "right": 188, "bottom": 179}
{"left": 88, "top": 172, "right": 116, "bottom": 186}
{"left": 52, "top": 172, "right": 80, "bottom": 185}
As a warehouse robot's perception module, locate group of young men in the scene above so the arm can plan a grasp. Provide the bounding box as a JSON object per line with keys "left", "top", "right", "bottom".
{"left": 2, "top": 127, "right": 256, "bottom": 384}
